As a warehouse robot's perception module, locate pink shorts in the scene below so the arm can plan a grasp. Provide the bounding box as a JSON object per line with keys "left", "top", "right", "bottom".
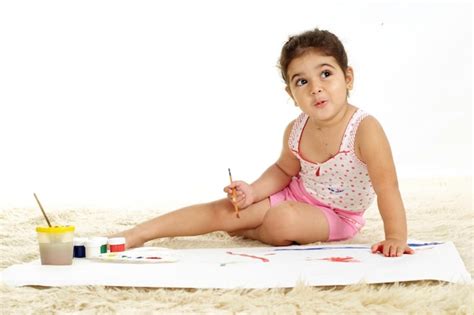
{"left": 269, "top": 177, "right": 365, "bottom": 241}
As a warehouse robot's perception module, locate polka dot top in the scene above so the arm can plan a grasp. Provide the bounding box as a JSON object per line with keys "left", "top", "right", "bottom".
{"left": 289, "top": 109, "right": 376, "bottom": 212}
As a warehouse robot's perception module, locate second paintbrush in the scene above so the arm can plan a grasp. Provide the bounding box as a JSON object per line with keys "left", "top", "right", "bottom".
{"left": 227, "top": 168, "right": 240, "bottom": 218}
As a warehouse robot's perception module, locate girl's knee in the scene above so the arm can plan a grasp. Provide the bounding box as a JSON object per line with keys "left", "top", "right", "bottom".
{"left": 264, "top": 202, "right": 299, "bottom": 227}
{"left": 260, "top": 203, "right": 299, "bottom": 245}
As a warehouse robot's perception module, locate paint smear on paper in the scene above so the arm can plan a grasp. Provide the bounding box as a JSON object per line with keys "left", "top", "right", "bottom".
{"left": 220, "top": 261, "right": 246, "bottom": 267}
{"left": 226, "top": 251, "right": 269, "bottom": 262}
{"left": 275, "top": 246, "right": 368, "bottom": 251}
{"left": 274, "top": 242, "right": 442, "bottom": 252}
{"left": 318, "top": 256, "right": 360, "bottom": 263}
{"left": 408, "top": 242, "right": 442, "bottom": 247}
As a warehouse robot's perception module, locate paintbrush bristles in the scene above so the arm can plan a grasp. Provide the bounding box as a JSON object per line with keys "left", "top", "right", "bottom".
{"left": 34, "top": 193, "right": 52, "bottom": 227}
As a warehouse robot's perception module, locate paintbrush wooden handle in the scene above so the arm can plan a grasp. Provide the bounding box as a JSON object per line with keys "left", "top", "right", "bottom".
{"left": 228, "top": 168, "right": 240, "bottom": 218}
{"left": 231, "top": 188, "right": 240, "bottom": 218}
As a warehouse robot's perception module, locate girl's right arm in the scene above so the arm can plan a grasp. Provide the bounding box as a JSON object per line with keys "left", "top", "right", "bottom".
{"left": 225, "top": 121, "right": 301, "bottom": 208}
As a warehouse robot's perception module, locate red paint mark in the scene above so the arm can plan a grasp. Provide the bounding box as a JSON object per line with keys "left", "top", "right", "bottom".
{"left": 145, "top": 256, "right": 162, "bottom": 260}
{"left": 226, "top": 251, "right": 269, "bottom": 262}
{"left": 319, "top": 256, "right": 359, "bottom": 263}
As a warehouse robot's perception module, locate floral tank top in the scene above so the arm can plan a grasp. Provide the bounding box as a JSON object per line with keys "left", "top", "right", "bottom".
{"left": 288, "top": 109, "right": 376, "bottom": 212}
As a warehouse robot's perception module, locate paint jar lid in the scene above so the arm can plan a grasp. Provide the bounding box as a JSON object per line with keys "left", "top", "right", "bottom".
{"left": 90, "top": 236, "right": 108, "bottom": 245}
{"left": 85, "top": 238, "right": 104, "bottom": 247}
{"left": 73, "top": 237, "right": 87, "bottom": 246}
{"left": 108, "top": 237, "right": 125, "bottom": 245}
{"left": 36, "top": 226, "right": 75, "bottom": 233}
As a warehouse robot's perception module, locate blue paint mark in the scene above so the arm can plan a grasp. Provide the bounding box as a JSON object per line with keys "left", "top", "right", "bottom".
{"left": 407, "top": 242, "right": 443, "bottom": 247}
{"left": 274, "top": 246, "right": 368, "bottom": 251}
{"left": 274, "top": 242, "right": 443, "bottom": 252}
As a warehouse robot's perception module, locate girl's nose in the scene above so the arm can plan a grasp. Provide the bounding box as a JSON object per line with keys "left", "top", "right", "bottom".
{"left": 310, "top": 82, "right": 322, "bottom": 94}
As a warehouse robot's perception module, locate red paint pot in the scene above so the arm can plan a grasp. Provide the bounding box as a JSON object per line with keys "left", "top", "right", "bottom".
{"left": 108, "top": 237, "right": 126, "bottom": 252}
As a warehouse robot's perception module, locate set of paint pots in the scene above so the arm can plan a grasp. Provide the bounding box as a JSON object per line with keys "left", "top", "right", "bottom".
{"left": 73, "top": 236, "right": 126, "bottom": 258}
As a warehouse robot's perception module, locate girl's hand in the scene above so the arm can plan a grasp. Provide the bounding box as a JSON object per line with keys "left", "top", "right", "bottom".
{"left": 223, "top": 180, "right": 256, "bottom": 209}
{"left": 371, "top": 239, "right": 415, "bottom": 257}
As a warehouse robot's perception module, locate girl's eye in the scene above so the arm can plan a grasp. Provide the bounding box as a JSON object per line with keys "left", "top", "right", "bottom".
{"left": 321, "top": 70, "right": 331, "bottom": 78}
{"left": 296, "top": 78, "right": 308, "bottom": 86}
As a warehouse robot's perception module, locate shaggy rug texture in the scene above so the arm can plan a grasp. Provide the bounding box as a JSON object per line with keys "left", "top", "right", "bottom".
{"left": 1, "top": 177, "right": 472, "bottom": 314}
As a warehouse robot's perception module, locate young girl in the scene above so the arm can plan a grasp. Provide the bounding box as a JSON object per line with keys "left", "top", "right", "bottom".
{"left": 115, "top": 28, "right": 414, "bottom": 257}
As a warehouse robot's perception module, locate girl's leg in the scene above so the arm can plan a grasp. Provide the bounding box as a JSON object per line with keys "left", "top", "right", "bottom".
{"left": 232, "top": 201, "right": 330, "bottom": 246}
{"left": 115, "top": 198, "right": 271, "bottom": 248}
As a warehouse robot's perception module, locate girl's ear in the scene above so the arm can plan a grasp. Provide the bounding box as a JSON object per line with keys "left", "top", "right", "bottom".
{"left": 345, "top": 66, "right": 354, "bottom": 90}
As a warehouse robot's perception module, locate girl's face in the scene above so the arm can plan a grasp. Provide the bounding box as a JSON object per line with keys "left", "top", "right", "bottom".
{"left": 285, "top": 49, "right": 353, "bottom": 125}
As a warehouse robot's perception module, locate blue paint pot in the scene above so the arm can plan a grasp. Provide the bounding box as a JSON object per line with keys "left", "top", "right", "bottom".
{"left": 73, "top": 237, "right": 87, "bottom": 258}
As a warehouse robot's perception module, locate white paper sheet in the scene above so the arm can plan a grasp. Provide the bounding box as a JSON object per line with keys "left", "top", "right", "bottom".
{"left": 1, "top": 241, "right": 471, "bottom": 288}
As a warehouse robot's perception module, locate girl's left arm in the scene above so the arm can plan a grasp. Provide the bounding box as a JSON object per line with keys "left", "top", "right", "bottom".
{"left": 356, "top": 116, "right": 415, "bottom": 257}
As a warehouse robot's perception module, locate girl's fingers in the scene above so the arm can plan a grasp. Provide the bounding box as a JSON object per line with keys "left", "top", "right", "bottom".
{"left": 371, "top": 243, "right": 382, "bottom": 253}
{"left": 396, "top": 247, "right": 404, "bottom": 257}
{"left": 405, "top": 246, "right": 415, "bottom": 254}
{"left": 372, "top": 242, "right": 415, "bottom": 257}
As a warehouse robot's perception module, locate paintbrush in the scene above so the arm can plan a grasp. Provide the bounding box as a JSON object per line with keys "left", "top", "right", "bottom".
{"left": 34, "top": 193, "right": 52, "bottom": 227}
{"left": 227, "top": 168, "right": 240, "bottom": 218}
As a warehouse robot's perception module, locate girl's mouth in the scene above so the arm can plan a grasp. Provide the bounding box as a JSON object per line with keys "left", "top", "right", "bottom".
{"left": 314, "top": 100, "right": 327, "bottom": 108}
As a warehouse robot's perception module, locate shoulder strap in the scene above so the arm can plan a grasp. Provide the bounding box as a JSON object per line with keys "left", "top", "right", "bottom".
{"left": 288, "top": 113, "right": 308, "bottom": 153}
{"left": 341, "top": 109, "right": 370, "bottom": 151}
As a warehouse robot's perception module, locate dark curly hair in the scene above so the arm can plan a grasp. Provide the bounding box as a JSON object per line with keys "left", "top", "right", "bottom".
{"left": 278, "top": 28, "right": 348, "bottom": 85}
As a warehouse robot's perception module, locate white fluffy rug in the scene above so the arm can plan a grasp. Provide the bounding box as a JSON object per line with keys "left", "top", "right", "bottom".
{"left": 1, "top": 177, "right": 472, "bottom": 314}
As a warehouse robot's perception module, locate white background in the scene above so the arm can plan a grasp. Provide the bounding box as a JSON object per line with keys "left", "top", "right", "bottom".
{"left": 0, "top": 0, "right": 472, "bottom": 210}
